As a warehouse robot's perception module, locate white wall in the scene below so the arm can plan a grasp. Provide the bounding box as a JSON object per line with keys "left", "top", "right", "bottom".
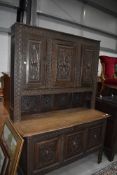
{"left": 36, "top": 0, "right": 117, "bottom": 77}
{"left": 0, "top": 0, "right": 18, "bottom": 81}
{"left": 0, "top": 33, "right": 11, "bottom": 76}
{"left": 0, "top": 6, "right": 16, "bottom": 81}
{"left": 83, "top": 5, "right": 117, "bottom": 35}
{"left": 36, "top": 0, "right": 117, "bottom": 51}
{"left": 0, "top": 7, "right": 17, "bottom": 28}
{"left": 0, "top": 0, "right": 19, "bottom": 6}
{"left": 37, "top": 0, "right": 83, "bottom": 24}
{"left": 0, "top": 0, "right": 117, "bottom": 82}
{"left": 89, "top": 0, "right": 117, "bottom": 14}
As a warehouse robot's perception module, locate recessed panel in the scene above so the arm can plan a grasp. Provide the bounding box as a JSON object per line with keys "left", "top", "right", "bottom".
{"left": 51, "top": 39, "right": 78, "bottom": 88}
{"left": 27, "top": 40, "right": 42, "bottom": 83}
{"left": 34, "top": 137, "right": 60, "bottom": 169}
{"left": 22, "top": 32, "right": 46, "bottom": 89}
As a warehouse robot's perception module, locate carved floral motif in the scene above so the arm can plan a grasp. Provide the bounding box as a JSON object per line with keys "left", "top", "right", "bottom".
{"left": 36, "top": 139, "right": 58, "bottom": 168}
{"left": 28, "top": 41, "right": 41, "bottom": 82}
{"left": 56, "top": 46, "right": 72, "bottom": 81}
{"left": 65, "top": 132, "right": 83, "bottom": 157}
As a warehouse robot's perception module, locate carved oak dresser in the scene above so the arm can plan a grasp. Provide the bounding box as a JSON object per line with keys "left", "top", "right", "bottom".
{"left": 9, "top": 23, "right": 109, "bottom": 175}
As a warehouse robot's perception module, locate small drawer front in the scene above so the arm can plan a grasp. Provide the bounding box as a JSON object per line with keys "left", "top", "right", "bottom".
{"left": 64, "top": 131, "right": 84, "bottom": 159}
{"left": 34, "top": 137, "right": 60, "bottom": 169}
{"left": 87, "top": 124, "right": 104, "bottom": 149}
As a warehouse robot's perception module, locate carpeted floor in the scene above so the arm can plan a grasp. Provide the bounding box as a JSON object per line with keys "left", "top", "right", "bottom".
{"left": 93, "top": 161, "right": 117, "bottom": 175}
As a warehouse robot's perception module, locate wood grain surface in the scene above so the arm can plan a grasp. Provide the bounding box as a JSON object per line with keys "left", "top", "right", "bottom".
{"left": 14, "top": 108, "right": 109, "bottom": 137}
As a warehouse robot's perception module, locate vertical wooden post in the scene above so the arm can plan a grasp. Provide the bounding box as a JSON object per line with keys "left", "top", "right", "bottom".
{"left": 17, "top": 0, "right": 32, "bottom": 25}
{"left": 26, "top": 0, "right": 32, "bottom": 25}
{"left": 16, "top": 0, "right": 26, "bottom": 23}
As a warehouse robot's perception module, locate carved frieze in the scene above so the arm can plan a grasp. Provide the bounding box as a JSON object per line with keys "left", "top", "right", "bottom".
{"left": 21, "top": 95, "right": 41, "bottom": 114}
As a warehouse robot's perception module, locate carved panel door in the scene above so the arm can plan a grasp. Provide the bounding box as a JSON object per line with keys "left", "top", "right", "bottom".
{"left": 34, "top": 137, "right": 61, "bottom": 170}
{"left": 51, "top": 39, "right": 80, "bottom": 88}
{"left": 81, "top": 45, "right": 99, "bottom": 87}
{"left": 22, "top": 33, "right": 46, "bottom": 89}
{"left": 64, "top": 130, "right": 84, "bottom": 160}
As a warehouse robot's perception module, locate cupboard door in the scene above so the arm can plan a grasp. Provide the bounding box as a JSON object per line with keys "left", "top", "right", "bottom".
{"left": 51, "top": 39, "right": 80, "bottom": 88}
{"left": 64, "top": 131, "right": 84, "bottom": 160}
{"left": 34, "top": 137, "right": 61, "bottom": 170}
{"left": 87, "top": 124, "right": 104, "bottom": 151}
{"left": 81, "top": 45, "right": 99, "bottom": 87}
{"left": 22, "top": 33, "right": 46, "bottom": 89}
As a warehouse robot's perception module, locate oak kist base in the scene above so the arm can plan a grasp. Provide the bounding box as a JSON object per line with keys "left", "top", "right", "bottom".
{"left": 15, "top": 108, "right": 109, "bottom": 175}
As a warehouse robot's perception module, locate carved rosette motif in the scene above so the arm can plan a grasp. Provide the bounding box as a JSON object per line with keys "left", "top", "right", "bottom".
{"left": 54, "top": 93, "right": 72, "bottom": 109}
{"left": 82, "top": 53, "right": 92, "bottom": 83}
{"left": 35, "top": 138, "right": 59, "bottom": 168}
{"left": 88, "top": 126, "right": 102, "bottom": 148}
{"left": 27, "top": 40, "right": 41, "bottom": 82}
{"left": 41, "top": 95, "right": 53, "bottom": 111}
{"left": 65, "top": 132, "right": 84, "bottom": 158}
{"left": 21, "top": 95, "right": 41, "bottom": 114}
{"left": 56, "top": 46, "right": 72, "bottom": 81}
{"left": 81, "top": 46, "right": 97, "bottom": 86}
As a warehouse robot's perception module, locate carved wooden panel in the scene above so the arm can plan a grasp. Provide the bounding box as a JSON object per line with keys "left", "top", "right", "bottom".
{"left": 21, "top": 95, "right": 41, "bottom": 115}
{"left": 54, "top": 93, "right": 72, "bottom": 109}
{"left": 72, "top": 93, "right": 84, "bottom": 107}
{"left": 27, "top": 40, "right": 41, "bottom": 82}
{"left": 72, "top": 92, "right": 92, "bottom": 108}
{"left": 10, "top": 23, "right": 100, "bottom": 122}
{"left": 41, "top": 95, "right": 54, "bottom": 112}
{"left": 18, "top": 118, "right": 106, "bottom": 175}
{"left": 81, "top": 45, "right": 98, "bottom": 87}
{"left": 34, "top": 137, "right": 60, "bottom": 169}
{"left": 84, "top": 92, "right": 92, "bottom": 108}
{"left": 21, "top": 93, "right": 92, "bottom": 116}
{"left": 64, "top": 131, "right": 84, "bottom": 159}
{"left": 87, "top": 125, "right": 103, "bottom": 149}
{"left": 51, "top": 40, "right": 78, "bottom": 88}
{"left": 22, "top": 33, "right": 46, "bottom": 89}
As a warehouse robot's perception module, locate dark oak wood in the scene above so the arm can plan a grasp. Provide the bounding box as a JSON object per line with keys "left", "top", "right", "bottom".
{"left": 17, "top": 0, "right": 32, "bottom": 25}
{"left": 9, "top": 23, "right": 107, "bottom": 175}
{"left": 10, "top": 23, "right": 100, "bottom": 122}
{"left": 14, "top": 108, "right": 107, "bottom": 137}
{"left": 14, "top": 109, "right": 108, "bottom": 175}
